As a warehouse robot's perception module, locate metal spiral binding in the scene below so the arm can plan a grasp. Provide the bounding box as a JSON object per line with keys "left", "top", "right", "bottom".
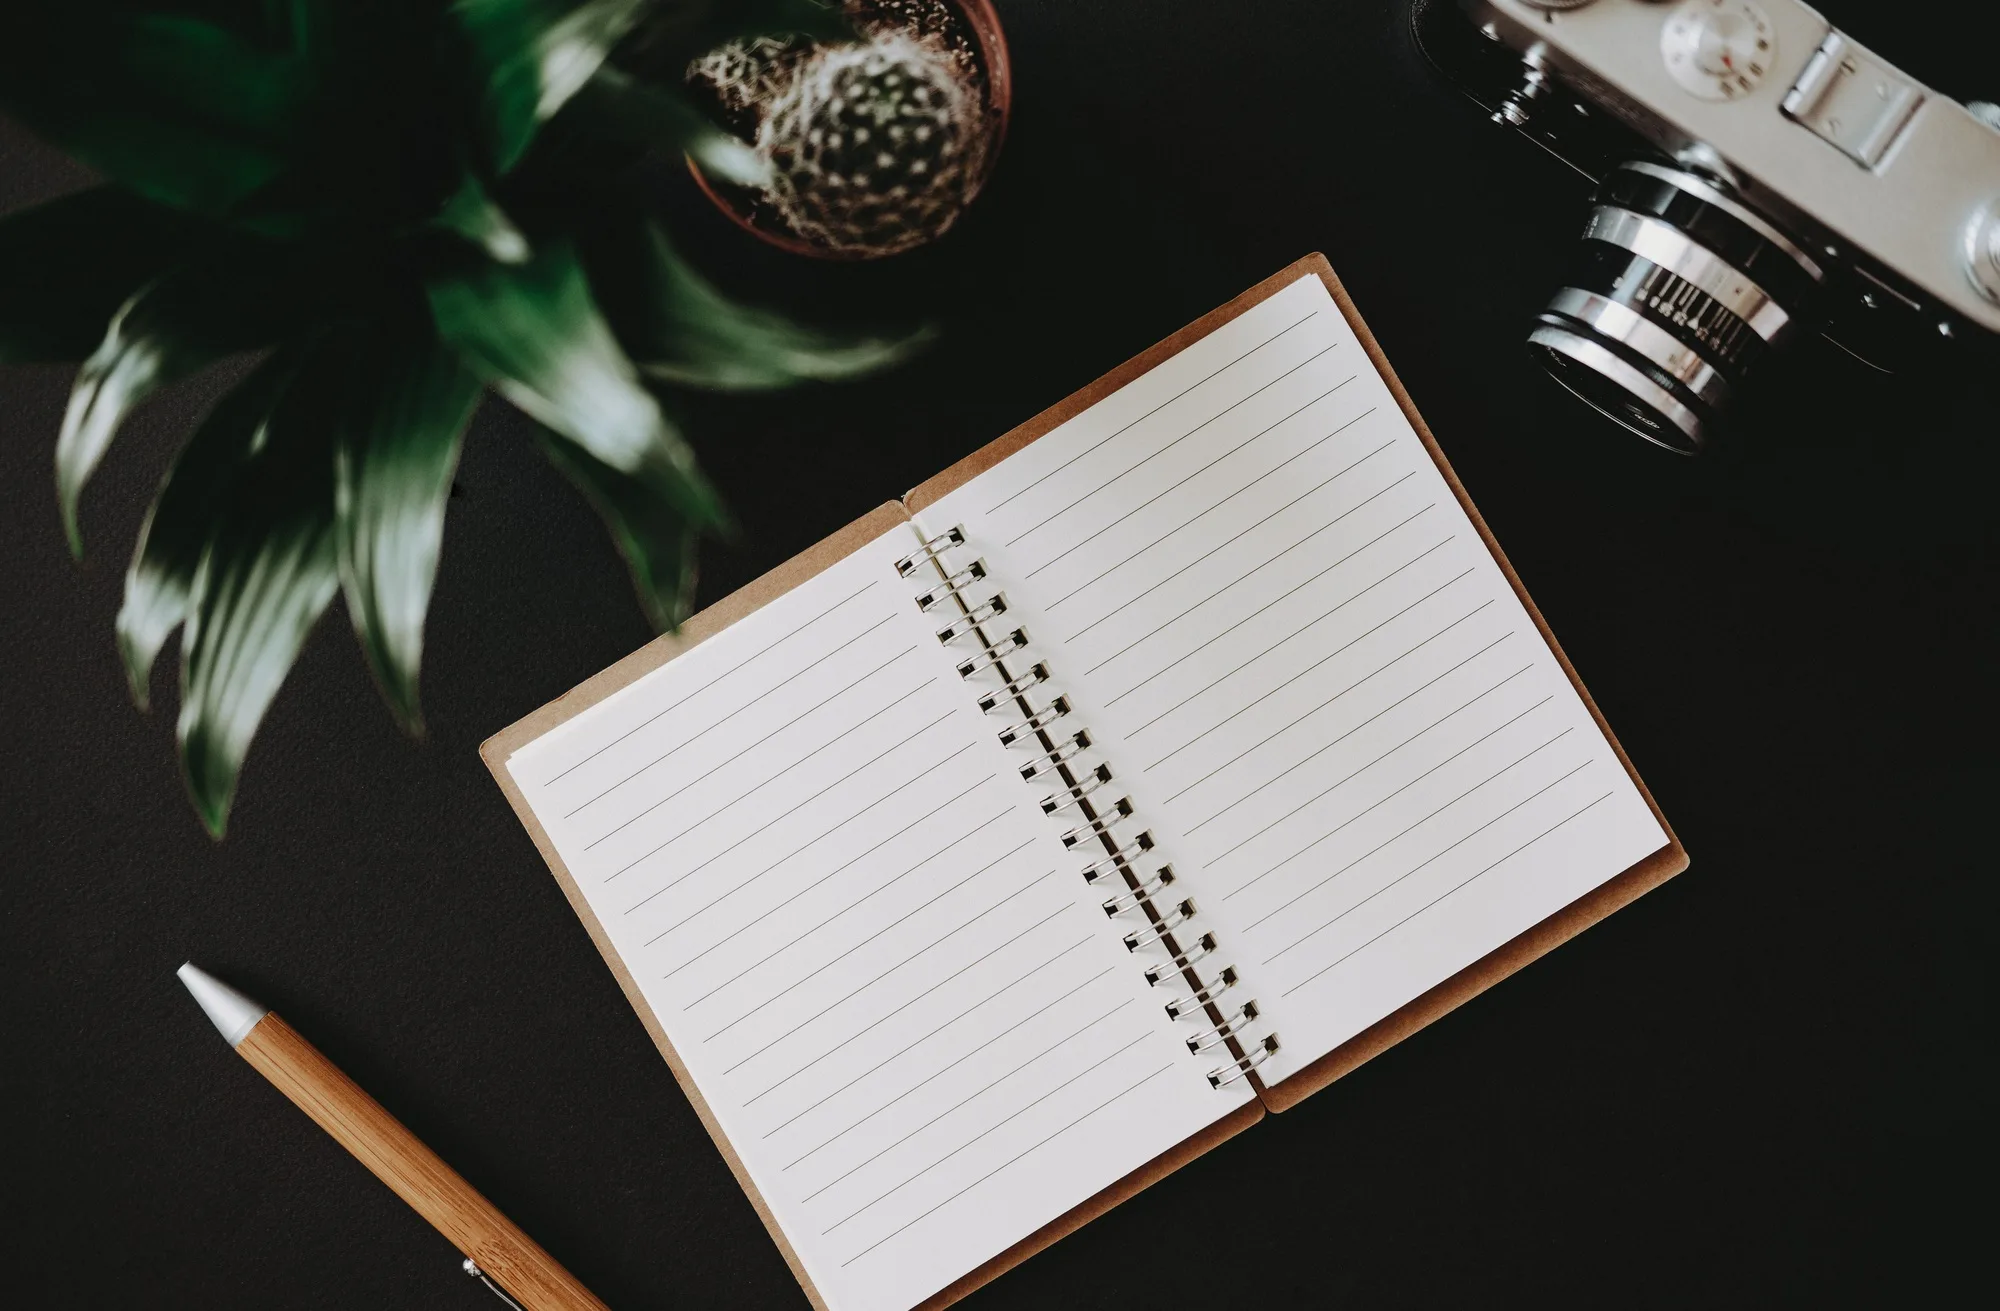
{"left": 1143, "top": 933, "right": 1219, "bottom": 982}
{"left": 1184, "top": 1002, "right": 1261, "bottom": 1054}
{"left": 1123, "top": 902, "right": 1198, "bottom": 949}
{"left": 1209, "top": 1035, "right": 1281, "bottom": 1087}
{"left": 895, "top": 524, "right": 1279, "bottom": 1090}
{"left": 981, "top": 664, "right": 1050, "bottom": 713}
{"left": 999, "top": 698, "right": 1072, "bottom": 747}
{"left": 915, "top": 560, "right": 986, "bottom": 611}
{"left": 1044, "top": 763, "right": 1116, "bottom": 815}
{"left": 1165, "top": 968, "right": 1237, "bottom": 1019}
{"left": 1098, "top": 865, "right": 1174, "bottom": 913}
{"left": 896, "top": 526, "right": 965, "bottom": 577}
{"left": 1020, "top": 731, "right": 1092, "bottom": 781}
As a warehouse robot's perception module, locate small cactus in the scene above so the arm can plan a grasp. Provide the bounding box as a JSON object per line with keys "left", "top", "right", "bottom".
{"left": 693, "top": 35, "right": 814, "bottom": 123}
{"left": 688, "top": 6, "right": 998, "bottom": 258}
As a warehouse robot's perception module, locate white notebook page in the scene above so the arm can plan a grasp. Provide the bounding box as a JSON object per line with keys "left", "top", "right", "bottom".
{"left": 920, "top": 273, "right": 1669, "bottom": 1086}
{"left": 505, "top": 527, "right": 1250, "bottom": 1311}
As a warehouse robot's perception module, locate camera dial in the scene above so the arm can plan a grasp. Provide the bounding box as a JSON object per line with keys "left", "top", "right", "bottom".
{"left": 1660, "top": 0, "right": 1775, "bottom": 102}
{"left": 1527, "top": 161, "right": 1824, "bottom": 453}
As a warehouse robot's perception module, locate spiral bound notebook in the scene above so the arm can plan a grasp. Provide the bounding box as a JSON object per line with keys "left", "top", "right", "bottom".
{"left": 482, "top": 255, "right": 1687, "bottom": 1311}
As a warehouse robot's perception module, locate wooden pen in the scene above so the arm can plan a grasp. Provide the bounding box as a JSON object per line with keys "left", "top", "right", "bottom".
{"left": 178, "top": 962, "right": 608, "bottom": 1311}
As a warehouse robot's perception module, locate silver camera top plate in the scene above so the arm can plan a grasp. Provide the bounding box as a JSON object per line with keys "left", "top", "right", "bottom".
{"left": 1468, "top": 0, "right": 2000, "bottom": 331}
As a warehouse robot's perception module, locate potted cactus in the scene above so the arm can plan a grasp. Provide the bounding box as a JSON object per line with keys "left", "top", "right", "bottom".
{"left": 686, "top": 0, "right": 1010, "bottom": 257}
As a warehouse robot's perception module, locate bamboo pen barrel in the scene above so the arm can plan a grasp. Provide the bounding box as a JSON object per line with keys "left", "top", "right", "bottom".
{"left": 237, "top": 1014, "right": 608, "bottom": 1311}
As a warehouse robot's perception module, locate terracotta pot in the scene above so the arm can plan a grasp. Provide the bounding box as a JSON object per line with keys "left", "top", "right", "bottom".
{"left": 687, "top": 0, "right": 1012, "bottom": 260}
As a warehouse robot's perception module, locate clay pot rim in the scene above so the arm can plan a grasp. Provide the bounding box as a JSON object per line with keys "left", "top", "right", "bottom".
{"left": 685, "top": 0, "right": 1013, "bottom": 262}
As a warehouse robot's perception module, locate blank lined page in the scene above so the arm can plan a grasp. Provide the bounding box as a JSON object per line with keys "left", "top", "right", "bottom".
{"left": 504, "top": 527, "right": 1248, "bottom": 1311}
{"left": 922, "top": 273, "right": 1669, "bottom": 1086}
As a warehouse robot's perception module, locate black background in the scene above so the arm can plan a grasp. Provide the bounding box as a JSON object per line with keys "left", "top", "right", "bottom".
{"left": 4, "top": 2, "right": 1995, "bottom": 1306}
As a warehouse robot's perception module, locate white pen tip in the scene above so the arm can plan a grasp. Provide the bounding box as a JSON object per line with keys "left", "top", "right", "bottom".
{"left": 177, "top": 962, "right": 270, "bottom": 1047}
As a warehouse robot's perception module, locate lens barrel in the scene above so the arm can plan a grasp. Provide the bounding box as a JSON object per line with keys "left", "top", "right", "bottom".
{"left": 1529, "top": 162, "right": 1825, "bottom": 453}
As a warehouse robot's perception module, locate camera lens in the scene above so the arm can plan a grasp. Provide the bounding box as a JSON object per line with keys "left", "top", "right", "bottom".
{"left": 1528, "top": 162, "right": 1826, "bottom": 453}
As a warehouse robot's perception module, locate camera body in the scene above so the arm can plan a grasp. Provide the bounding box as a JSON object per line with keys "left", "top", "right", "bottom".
{"left": 1416, "top": 0, "right": 2000, "bottom": 452}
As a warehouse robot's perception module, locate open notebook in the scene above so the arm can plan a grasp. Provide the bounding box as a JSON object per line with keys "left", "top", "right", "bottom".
{"left": 483, "top": 256, "right": 1687, "bottom": 1311}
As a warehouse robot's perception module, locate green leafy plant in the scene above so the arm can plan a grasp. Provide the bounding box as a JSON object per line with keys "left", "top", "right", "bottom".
{"left": 0, "top": 0, "right": 919, "bottom": 836}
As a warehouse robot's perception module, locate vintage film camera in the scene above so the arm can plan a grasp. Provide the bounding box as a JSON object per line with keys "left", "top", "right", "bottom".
{"left": 1414, "top": 0, "right": 2000, "bottom": 453}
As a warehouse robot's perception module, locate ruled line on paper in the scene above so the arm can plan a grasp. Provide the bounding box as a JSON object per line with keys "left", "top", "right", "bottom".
{"left": 615, "top": 708, "right": 963, "bottom": 887}
{"left": 1082, "top": 497, "right": 1433, "bottom": 679}
{"left": 629, "top": 738, "right": 983, "bottom": 926}
{"left": 1198, "top": 681, "right": 1547, "bottom": 859}
{"left": 687, "top": 816, "right": 1023, "bottom": 1029}
{"left": 1164, "top": 628, "right": 1514, "bottom": 811}
{"left": 739, "top": 896, "right": 1071, "bottom": 1100}
{"left": 1214, "top": 695, "right": 1556, "bottom": 896}
{"left": 1135, "top": 584, "right": 1480, "bottom": 778}
{"left": 651, "top": 777, "right": 1002, "bottom": 961}
{"left": 730, "top": 889, "right": 1065, "bottom": 1082}
{"left": 535, "top": 579, "right": 883, "bottom": 788}
{"left": 798, "top": 1000, "right": 1135, "bottom": 1204}
{"left": 777, "top": 958, "right": 1112, "bottom": 1162}
{"left": 1000, "top": 347, "right": 1344, "bottom": 547}
{"left": 1115, "top": 558, "right": 1474, "bottom": 734}
{"left": 1050, "top": 434, "right": 1394, "bottom": 623}
{"left": 585, "top": 665, "right": 932, "bottom": 851}
{"left": 1124, "top": 543, "right": 1467, "bottom": 776}
{"left": 668, "top": 823, "right": 1020, "bottom": 983}
{"left": 982, "top": 311, "right": 1321, "bottom": 518}
{"left": 1109, "top": 535, "right": 1455, "bottom": 719}
{"left": 563, "top": 611, "right": 903, "bottom": 817}
{"left": 822, "top": 1033, "right": 1155, "bottom": 1236}
{"left": 835, "top": 1062, "right": 1176, "bottom": 1266}
{"left": 1248, "top": 748, "right": 1586, "bottom": 942}
{"left": 1280, "top": 791, "right": 1616, "bottom": 997}
{"left": 679, "top": 832, "right": 1034, "bottom": 997}
{"left": 1023, "top": 402, "right": 1375, "bottom": 579}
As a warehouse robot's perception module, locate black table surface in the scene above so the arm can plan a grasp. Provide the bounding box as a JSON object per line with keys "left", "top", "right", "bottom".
{"left": 5, "top": 3, "right": 1994, "bottom": 1306}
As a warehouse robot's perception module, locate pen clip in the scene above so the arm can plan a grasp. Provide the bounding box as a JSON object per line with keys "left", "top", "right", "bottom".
{"left": 463, "top": 1258, "right": 526, "bottom": 1310}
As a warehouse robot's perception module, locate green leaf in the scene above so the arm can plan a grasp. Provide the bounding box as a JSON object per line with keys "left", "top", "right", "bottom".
{"left": 116, "top": 350, "right": 304, "bottom": 711}
{"left": 451, "top": 0, "right": 657, "bottom": 174}
{"left": 117, "top": 319, "right": 473, "bottom": 833}
{"left": 57, "top": 259, "right": 294, "bottom": 557}
{"left": 0, "top": 11, "right": 305, "bottom": 217}
{"left": 433, "top": 172, "right": 532, "bottom": 264}
{"left": 179, "top": 510, "right": 341, "bottom": 836}
{"left": 332, "top": 318, "right": 484, "bottom": 735}
{"left": 565, "top": 66, "right": 769, "bottom": 186}
{"left": 531, "top": 424, "right": 700, "bottom": 630}
{"left": 0, "top": 188, "right": 208, "bottom": 365}
{"left": 427, "top": 241, "right": 729, "bottom": 531}
{"left": 585, "top": 215, "right": 928, "bottom": 390}
{"left": 177, "top": 343, "right": 350, "bottom": 837}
